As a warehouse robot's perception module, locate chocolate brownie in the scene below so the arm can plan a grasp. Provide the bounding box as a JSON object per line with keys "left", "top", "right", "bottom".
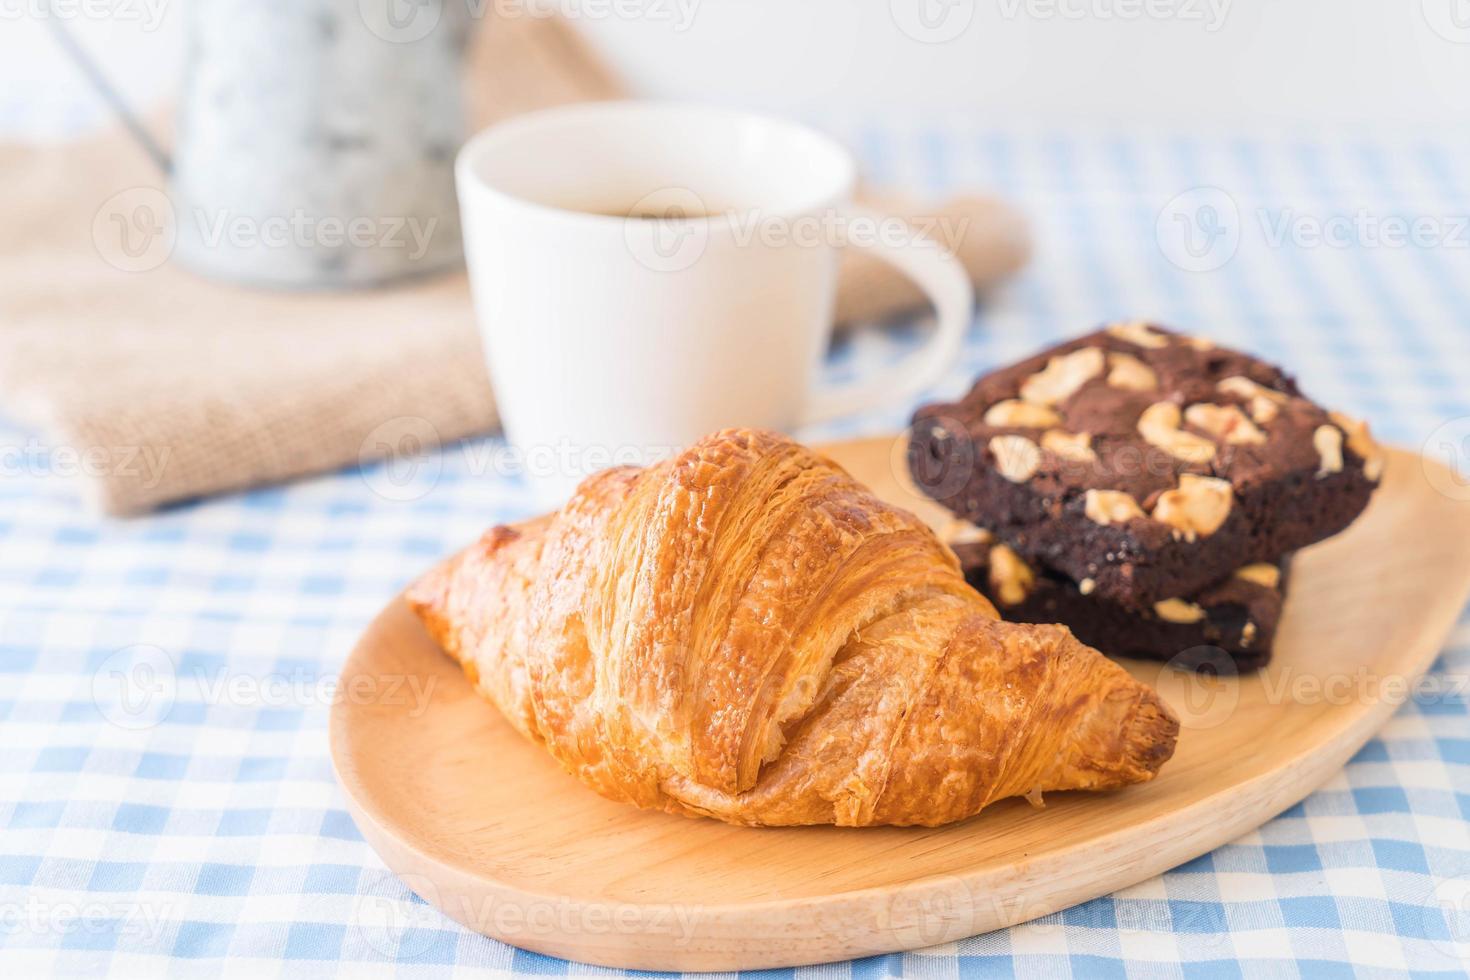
{"left": 910, "top": 322, "right": 1382, "bottom": 608}
{"left": 949, "top": 524, "right": 1287, "bottom": 672}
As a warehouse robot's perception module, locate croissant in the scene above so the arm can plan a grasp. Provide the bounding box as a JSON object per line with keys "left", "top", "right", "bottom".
{"left": 408, "top": 428, "right": 1177, "bottom": 827}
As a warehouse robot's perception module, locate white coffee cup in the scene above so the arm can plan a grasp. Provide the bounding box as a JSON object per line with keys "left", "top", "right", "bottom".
{"left": 457, "top": 101, "right": 973, "bottom": 500}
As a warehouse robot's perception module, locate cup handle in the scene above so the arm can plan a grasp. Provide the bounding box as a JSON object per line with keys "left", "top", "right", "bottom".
{"left": 800, "top": 208, "right": 975, "bottom": 425}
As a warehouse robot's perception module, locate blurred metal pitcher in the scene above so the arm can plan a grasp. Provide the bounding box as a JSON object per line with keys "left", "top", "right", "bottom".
{"left": 57, "top": 0, "right": 470, "bottom": 288}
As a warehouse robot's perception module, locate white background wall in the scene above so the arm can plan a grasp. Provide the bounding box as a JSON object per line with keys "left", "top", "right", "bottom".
{"left": 4, "top": 0, "right": 1469, "bottom": 137}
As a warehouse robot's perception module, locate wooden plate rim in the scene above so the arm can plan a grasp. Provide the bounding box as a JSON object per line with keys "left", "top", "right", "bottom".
{"left": 329, "top": 442, "right": 1470, "bottom": 967}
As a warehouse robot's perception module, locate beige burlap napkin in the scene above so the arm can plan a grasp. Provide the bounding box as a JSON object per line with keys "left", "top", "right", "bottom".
{"left": 0, "top": 15, "right": 1028, "bottom": 515}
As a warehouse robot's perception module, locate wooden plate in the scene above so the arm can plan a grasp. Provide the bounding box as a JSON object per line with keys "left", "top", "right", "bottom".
{"left": 331, "top": 439, "right": 1470, "bottom": 971}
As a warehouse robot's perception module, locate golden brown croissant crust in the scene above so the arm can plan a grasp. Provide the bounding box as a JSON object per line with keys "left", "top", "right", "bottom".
{"left": 409, "top": 428, "right": 1177, "bottom": 827}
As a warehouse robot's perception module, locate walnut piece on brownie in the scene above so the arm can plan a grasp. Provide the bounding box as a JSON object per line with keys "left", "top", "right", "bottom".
{"left": 948, "top": 531, "right": 1288, "bottom": 673}
{"left": 909, "top": 323, "right": 1382, "bottom": 609}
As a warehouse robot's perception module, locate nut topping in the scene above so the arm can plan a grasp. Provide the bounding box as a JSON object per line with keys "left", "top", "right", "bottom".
{"left": 944, "top": 519, "right": 992, "bottom": 547}
{"left": 1106, "top": 321, "right": 1170, "bottom": 349}
{"left": 1313, "top": 424, "right": 1344, "bottom": 476}
{"left": 988, "top": 544, "right": 1035, "bottom": 606}
{"left": 1154, "top": 598, "right": 1207, "bottom": 624}
{"left": 1084, "top": 488, "right": 1146, "bottom": 526}
{"left": 1183, "top": 403, "right": 1267, "bottom": 445}
{"left": 1019, "top": 347, "right": 1105, "bottom": 406}
{"left": 1330, "top": 410, "right": 1385, "bottom": 481}
{"left": 984, "top": 399, "right": 1062, "bottom": 429}
{"left": 1218, "top": 376, "right": 1288, "bottom": 403}
{"left": 990, "top": 435, "right": 1041, "bottom": 483}
{"left": 1138, "top": 402, "right": 1218, "bottom": 463}
{"left": 1217, "top": 376, "right": 1286, "bottom": 424}
{"left": 1041, "top": 429, "right": 1097, "bottom": 463}
{"left": 1151, "top": 473, "right": 1233, "bottom": 540}
{"left": 1245, "top": 398, "right": 1279, "bottom": 425}
{"left": 1106, "top": 352, "right": 1159, "bottom": 392}
{"left": 1234, "top": 563, "right": 1281, "bottom": 589}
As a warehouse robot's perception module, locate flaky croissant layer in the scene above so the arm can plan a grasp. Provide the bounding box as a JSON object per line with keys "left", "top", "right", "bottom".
{"left": 409, "top": 428, "right": 1178, "bottom": 827}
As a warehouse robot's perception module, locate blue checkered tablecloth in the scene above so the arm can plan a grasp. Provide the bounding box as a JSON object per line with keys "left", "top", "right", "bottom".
{"left": 4, "top": 118, "right": 1470, "bottom": 978}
